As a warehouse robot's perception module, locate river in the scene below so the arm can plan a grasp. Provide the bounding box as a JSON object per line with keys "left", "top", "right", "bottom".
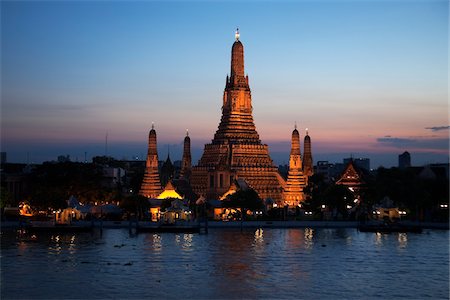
{"left": 1, "top": 228, "right": 448, "bottom": 299}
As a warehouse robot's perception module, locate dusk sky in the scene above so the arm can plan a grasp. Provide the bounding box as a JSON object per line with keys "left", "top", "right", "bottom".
{"left": 1, "top": 0, "right": 448, "bottom": 168}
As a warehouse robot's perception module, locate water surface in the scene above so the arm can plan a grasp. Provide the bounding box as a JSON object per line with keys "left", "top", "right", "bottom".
{"left": 1, "top": 228, "right": 448, "bottom": 299}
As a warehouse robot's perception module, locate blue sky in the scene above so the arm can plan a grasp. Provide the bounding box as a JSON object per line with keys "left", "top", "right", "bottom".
{"left": 1, "top": 0, "right": 448, "bottom": 168}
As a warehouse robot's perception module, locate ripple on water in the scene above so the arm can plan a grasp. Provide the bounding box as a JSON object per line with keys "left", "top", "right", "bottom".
{"left": 1, "top": 228, "right": 448, "bottom": 299}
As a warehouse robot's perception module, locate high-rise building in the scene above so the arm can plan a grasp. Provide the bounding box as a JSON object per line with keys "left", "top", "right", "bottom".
{"left": 398, "top": 151, "right": 411, "bottom": 169}
{"left": 139, "top": 124, "right": 162, "bottom": 198}
{"left": 283, "top": 126, "right": 307, "bottom": 206}
{"left": 190, "top": 29, "right": 285, "bottom": 201}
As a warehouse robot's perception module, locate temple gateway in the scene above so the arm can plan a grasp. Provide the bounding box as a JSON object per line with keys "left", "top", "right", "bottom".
{"left": 140, "top": 30, "right": 313, "bottom": 207}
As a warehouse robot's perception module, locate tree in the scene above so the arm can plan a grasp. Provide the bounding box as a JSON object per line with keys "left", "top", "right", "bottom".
{"left": 0, "top": 187, "right": 12, "bottom": 209}
{"left": 222, "top": 189, "right": 263, "bottom": 220}
{"left": 322, "top": 184, "right": 355, "bottom": 219}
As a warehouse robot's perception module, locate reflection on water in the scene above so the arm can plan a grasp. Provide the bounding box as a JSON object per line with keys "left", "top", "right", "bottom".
{"left": 1, "top": 228, "right": 448, "bottom": 299}
{"left": 304, "top": 227, "right": 314, "bottom": 249}
{"left": 398, "top": 233, "right": 408, "bottom": 249}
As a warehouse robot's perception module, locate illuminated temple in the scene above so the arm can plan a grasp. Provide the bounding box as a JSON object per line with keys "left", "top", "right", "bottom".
{"left": 140, "top": 30, "right": 313, "bottom": 206}
{"left": 139, "top": 124, "right": 162, "bottom": 198}
{"left": 282, "top": 125, "right": 307, "bottom": 206}
{"left": 190, "top": 29, "right": 285, "bottom": 203}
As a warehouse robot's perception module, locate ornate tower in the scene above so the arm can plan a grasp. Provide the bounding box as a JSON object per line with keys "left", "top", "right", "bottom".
{"left": 190, "top": 29, "right": 285, "bottom": 201}
{"left": 303, "top": 128, "right": 313, "bottom": 179}
{"left": 283, "top": 125, "right": 307, "bottom": 207}
{"left": 139, "top": 124, "right": 162, "bottom": 198}
{"left": 160, "top": 152, "right": 174, "bottom": 187}
{"left": 180, "top": 130, "right": 192, "bottom": 181}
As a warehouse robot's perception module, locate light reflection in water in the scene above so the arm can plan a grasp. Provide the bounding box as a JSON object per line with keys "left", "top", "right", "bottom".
{"left": 182, "top": 234, "right": 193, "bottom": 249}
{"left": 397, "top": 233, "right": 408, "bottom": 249}
{"left": 49, "top": 235, "right": 62, "bottom": 254}
{"left": 304, "top": 228, "right": 314, "bottom": 249}
{"left": 68, "top": 235, "right": 76, "bottom": 254}
{"left": 254, "top": 228, "right": 263, "bottom": 243}
{"left": 1, "top": 228, "right": 448, "bottom": 299}
{"left": 375, "top": 232, "right": 383, "bottom": 246}
{"left": 152, "top": 233, "right": 162, "bottom": 252}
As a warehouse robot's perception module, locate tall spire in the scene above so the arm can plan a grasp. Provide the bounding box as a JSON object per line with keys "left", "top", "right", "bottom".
{"left": 290, "top": 126, "right": 301, "bottom": 166}
{"left": 231, "top": 29, "right": 245, "bottom": 79}
{"left": 191, "top": 31, "right": 284, "bottom": 202}
{"left": 283, "top": 126, "right": 306, "bottom": 207}
{"left": 303, "top": 128, "right": 313, "bottom": 179}
{"left": 139, "top": 125, "right": 162, "bottom": 198}
{"left": 214, "top": 28, "right": 257, "bottom": 143}
{"left": 181, "top": 129, "right": 192, "bottom": 181}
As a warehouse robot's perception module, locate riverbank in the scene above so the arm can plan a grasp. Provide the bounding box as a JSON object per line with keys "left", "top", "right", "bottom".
{"left": 1, "top": 220, "right": 448, "bottom": 230}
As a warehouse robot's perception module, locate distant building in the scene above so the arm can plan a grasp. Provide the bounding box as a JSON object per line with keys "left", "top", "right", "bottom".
{"left": 398, "top": 151, "right": 411, "bottom": 169}
{"left": 343, "top": 157, "right": 370, "bottom": 171}
{"left": 102, "top": 167, "right": 126, "bottom": 188}
{"left": 315, "top": 161, "right": 345, "bottom": 182}
{"left": 57, "top": 155, "right": 71, "bottom": 163}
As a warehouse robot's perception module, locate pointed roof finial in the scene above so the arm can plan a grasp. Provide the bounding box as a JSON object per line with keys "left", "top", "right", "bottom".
{"left": 306, "top": 128, "right": 309, "bottom": 135}
{"left": 186, "top": 129, "right": 189, "bottom": 137}
{"left": 235, "top": 27, "right": 240, "bottom": 41}
{"left": 151, "top": 122, "right": 154, "bottom": 130}
{"left": 294, "top": 121, "right": 297, "bottom": 130}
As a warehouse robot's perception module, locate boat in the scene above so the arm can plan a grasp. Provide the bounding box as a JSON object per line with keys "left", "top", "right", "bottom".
{"left": 358, "top": 221, "right": 422, "bottom": 233}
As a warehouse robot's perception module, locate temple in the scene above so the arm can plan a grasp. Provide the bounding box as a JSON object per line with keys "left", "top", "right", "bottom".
{"left": 282, "top": 125, "right": 307, "bottom": 206}
{"left": 139, "top": 124, "right": 162, "bottom": 198}
{"left": 303, "top": 129, "right": 313, "bottom": 180}
{"left": 190, "top": 29, "right": 285, "bottom": 202}
{"left": 139, "top": 30, "right": 313, "bottom": 206}
{"left": 180, "top": 130, "right": 192, "bottom": 182}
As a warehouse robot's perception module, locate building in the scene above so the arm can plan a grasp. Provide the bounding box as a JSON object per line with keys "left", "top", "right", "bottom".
{"left": 315, "top": 161, "right": 345, "bottom": 183}
{"left": 398, "top": 151, "right": 411, "bottom": 169}
{"left": 190, "top": 29, "right": 286, "bottom": 202}
{"left": 139, "top": 30, "right": 313, "bottom": 206}
{"left": 180, "top": 130, "right": 192, "bottom": 182}
{"left": 303, "top": 129, "right": 313, "bottom": 179}
{"left": 336, "top": 159, "right": 366, "bottom": 204}
{"left": 343, "top": 157, "right": 370, "bottom": 171}
{"left": 139, "top": 124, "right": 162, "bottom": 198}
{"left": 283, "top": 126, "right": 307, "bottom": 206}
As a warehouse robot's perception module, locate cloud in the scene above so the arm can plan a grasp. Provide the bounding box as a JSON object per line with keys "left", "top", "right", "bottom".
{"left": 377, "top": 136, "right": 449, "bottom": 151}
{"left": 425, "top": 126, "right": 450, "bottom": 132}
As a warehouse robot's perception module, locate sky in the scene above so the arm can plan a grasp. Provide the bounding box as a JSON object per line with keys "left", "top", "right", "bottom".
{"left": 1, "top": 0, "right": 448, "bottom": 168}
